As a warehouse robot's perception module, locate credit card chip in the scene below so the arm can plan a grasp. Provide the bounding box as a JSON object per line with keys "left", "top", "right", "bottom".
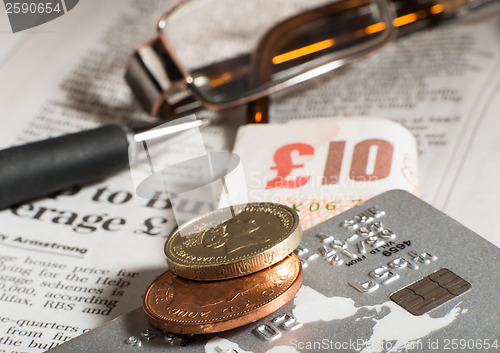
{"left": 390, "top": 268, "right": 471, "bottom": 315}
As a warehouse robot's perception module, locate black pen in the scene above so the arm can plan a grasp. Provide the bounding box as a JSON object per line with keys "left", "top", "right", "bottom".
{"left": 0, "top": 118, "right": 208, "bottom": 210}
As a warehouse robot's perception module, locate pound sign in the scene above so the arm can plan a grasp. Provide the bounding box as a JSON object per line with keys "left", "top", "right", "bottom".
{"left": 266, "top": 143, "right": 314, "bottom": 189}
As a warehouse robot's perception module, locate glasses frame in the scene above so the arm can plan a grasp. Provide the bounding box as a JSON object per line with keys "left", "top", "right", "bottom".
{"left": 128, "top": 0, "right": 397, "bottom": 119}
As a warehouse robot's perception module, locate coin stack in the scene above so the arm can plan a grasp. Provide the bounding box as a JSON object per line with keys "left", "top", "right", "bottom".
{"left": 142, "top": 203, "right": 304, "bottom": 334}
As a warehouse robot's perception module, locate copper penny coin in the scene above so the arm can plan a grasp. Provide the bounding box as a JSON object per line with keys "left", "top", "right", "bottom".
{"left": 143, "top": 253, "right": 303, "bottom": 334}
{"left": 165, "top": 202, "right": 302, "bottom": 280}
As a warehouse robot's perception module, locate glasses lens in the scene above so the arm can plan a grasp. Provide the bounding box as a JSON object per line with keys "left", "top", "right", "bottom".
{"left": 160, "top": 0, "right": 394, "bottom": 107}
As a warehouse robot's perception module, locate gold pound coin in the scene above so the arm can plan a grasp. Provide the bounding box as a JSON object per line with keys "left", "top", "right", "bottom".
{"left": 165, "top": 203, "right": 302, "bottom": 280}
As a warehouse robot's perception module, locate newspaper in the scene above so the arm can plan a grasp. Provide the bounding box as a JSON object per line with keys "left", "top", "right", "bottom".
{"left": 0, "top": 0, "right": 212, "bottom": 351}
{"left": 0, "top": 0, "right": 499, "bottom": 351}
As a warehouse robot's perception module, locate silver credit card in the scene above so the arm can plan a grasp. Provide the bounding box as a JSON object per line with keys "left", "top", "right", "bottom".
{"left": 48, "top": 190, "right": 500, "bottom": 352}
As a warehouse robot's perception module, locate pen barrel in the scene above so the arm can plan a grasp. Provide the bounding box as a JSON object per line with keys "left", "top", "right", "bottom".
{"left": 0, "top": 125, "right": 130, "bottom": 210}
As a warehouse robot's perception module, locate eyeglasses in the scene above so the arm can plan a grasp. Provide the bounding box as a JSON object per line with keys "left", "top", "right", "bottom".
{"left": 125, "top": 0, "right": 489, "bottom": 121}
